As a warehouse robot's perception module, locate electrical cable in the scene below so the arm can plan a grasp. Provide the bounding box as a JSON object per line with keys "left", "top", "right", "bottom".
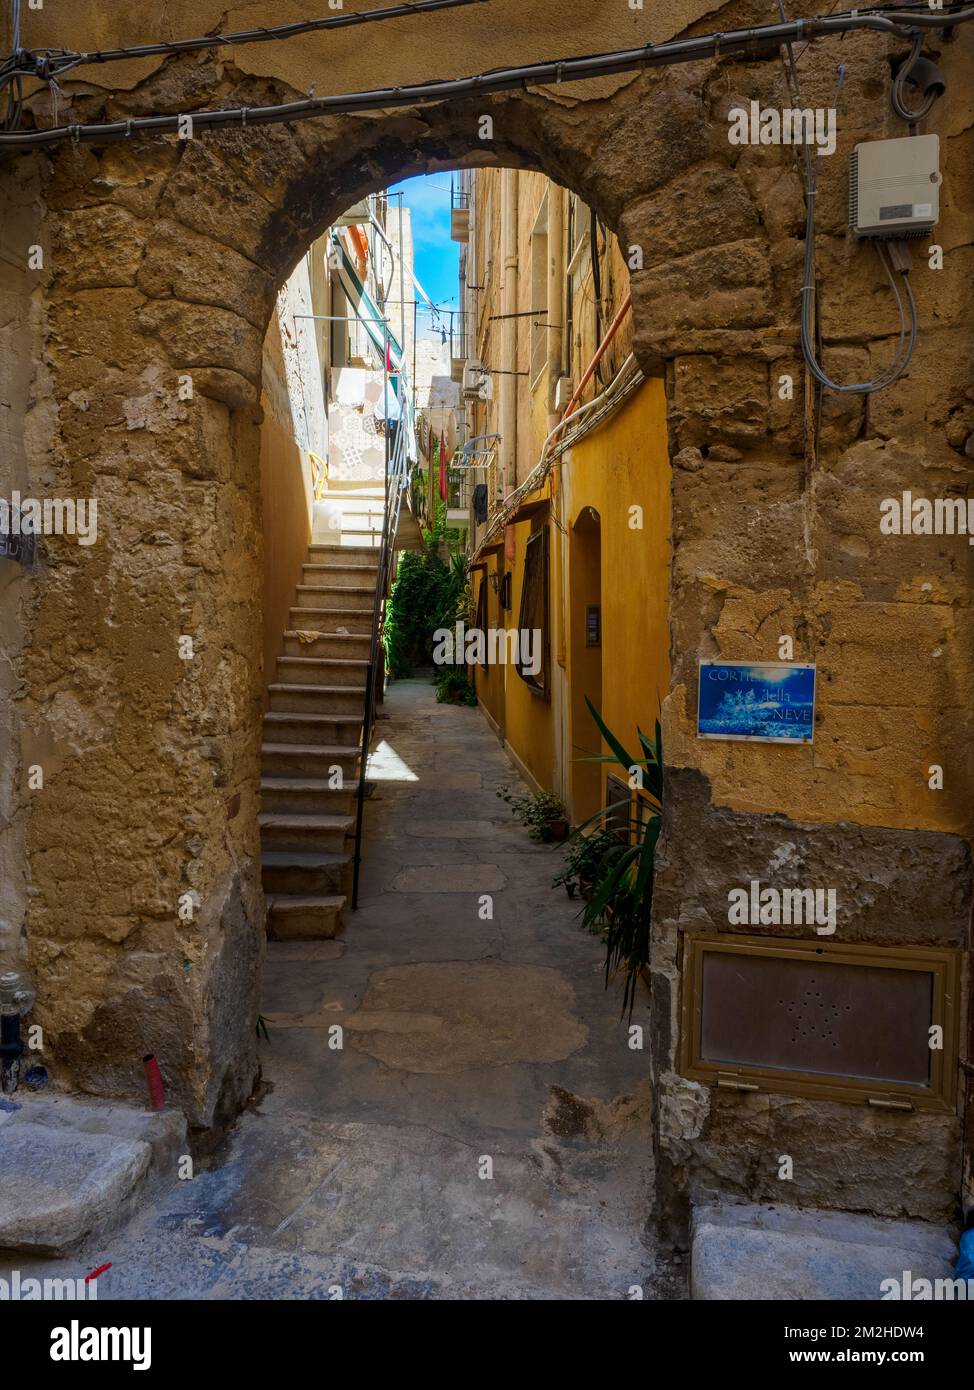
{"left": 891, "top": 31, "right": 941, "bottom": 122}
{"left": 471, "top": 353, "right": 641, "bottom": 559}
{"left": 798, "top": 149, "right": 918, "bottom": 393}
{"left": 773, "top": 0, "right": 922, "bottom": 397}
{"left": 3, "top": 7, "right": 974, "bottom": 150}
{"left": 1, "top": 0, "right": 490, "bottom": 84}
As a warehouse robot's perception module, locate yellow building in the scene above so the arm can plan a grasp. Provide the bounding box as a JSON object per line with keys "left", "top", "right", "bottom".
{"left": 456, "top": 169, "right": 671, "bottom": 823}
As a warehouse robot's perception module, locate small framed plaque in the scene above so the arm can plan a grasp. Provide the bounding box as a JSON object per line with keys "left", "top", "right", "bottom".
{"left": 697, "top": 661, "right": 816, "bottom": 744}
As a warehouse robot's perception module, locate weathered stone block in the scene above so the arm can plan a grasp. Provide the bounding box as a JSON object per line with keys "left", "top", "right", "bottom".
{"left": 138, "top": 218, "right": 273, "bottom": 330}
{"left": 52, "top": 205, "right": 146, "bottom": 289}
{"left": 671, "top": 353, "right": 769, "bottom": 447}
{"left": 635, "top": 239, "right": 775, "bottom": 348}
{"left": 620, "top": 164, "right": 759, "bottom": 270}
{"left": 137, "top": 299, "right": 263, "bottom": 384}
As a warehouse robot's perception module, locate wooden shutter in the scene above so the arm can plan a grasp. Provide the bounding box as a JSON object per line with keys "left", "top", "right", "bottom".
{"left": 516, "top": 527, "right": 550, "bottom": 697}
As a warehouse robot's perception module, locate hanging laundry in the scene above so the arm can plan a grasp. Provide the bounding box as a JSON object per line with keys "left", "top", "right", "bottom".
{"left": 472, "top": 482, "right": 489, "bottom": 523}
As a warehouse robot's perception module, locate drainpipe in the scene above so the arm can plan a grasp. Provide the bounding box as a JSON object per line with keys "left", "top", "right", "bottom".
{"left": 545, "top": 187, "right": 569, "bottom": 807}
{"left": 499, "top": 169, "right": 519, "bottom": 502}
{"left": 546, "top": 188, "right": 565, "bottom": 418}
{"left": 557, "top": 292, "right": 633, "bottom": 435}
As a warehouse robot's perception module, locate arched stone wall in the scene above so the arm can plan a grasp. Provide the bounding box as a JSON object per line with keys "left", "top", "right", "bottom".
{"left": 12, "top": 60, "right": 708, "bottom": 1131}
{"left": 1, "top": 6, "right": 971, "bottom": 1227}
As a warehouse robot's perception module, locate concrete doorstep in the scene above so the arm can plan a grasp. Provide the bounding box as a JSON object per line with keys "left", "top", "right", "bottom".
{"left": 0, "top": 1094, "right": 186, "bottom": 1257}
{"left": 691, "top": 1201, "right": 960, "bottom": 1301}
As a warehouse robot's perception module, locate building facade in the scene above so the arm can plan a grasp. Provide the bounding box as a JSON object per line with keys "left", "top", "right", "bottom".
{"left": 456, "top": 168, "right": 671, "bottom": 825}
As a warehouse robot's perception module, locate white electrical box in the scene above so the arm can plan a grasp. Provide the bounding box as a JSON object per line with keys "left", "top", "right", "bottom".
{"left": 849, "top": 134, "right": 941, "bottom": 239}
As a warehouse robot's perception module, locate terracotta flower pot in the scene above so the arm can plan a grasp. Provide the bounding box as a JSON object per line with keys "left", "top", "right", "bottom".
{"left": 546, "top": 817, "right": 569, "bottom": 842}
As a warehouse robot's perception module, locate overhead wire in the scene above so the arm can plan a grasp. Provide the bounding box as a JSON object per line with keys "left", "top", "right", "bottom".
{"left": 2, "top": 5, "right": 974, "bottom": 149}
{"left": 1, "top": 0, "right": 490, "bottom": 85}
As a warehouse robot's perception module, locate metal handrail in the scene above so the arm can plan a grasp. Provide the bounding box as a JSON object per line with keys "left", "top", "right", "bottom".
{"left": 350, "top": 387, "right": 410, "bottom": 909}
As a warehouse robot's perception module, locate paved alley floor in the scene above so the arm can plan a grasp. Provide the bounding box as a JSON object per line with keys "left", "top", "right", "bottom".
{"left": 16, "top": 676, "right": 673, "bottom": 1300}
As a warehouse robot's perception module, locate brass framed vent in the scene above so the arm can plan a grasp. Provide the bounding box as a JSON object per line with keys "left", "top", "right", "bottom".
{"left": 680, "top": 934, "right": 961, "bottom": 1111}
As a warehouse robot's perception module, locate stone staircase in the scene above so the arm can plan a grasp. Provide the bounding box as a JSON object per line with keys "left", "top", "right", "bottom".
{"left": 312, "top": 482, "right": 423, "bottom": 552}
{"left": 260, "top": 541, "right": 380, "bottom": 939}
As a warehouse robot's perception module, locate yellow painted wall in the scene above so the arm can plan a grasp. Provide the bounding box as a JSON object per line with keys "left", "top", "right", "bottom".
{"left": 563, "top": 377, "right": 671, "bottom": 817}
{"left": 465, "top": 166, "right": 670, "bottom": 823}
{"left": 473, "top": 556, "right": 507, "bottom": 737}
{"left": 501, "top": 520, "right": 557, "bottom": 793}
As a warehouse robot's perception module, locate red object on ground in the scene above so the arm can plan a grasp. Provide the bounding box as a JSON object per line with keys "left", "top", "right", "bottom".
{"left": 438, "top": 432, "right": 448, "bottom": 501}
{"left": 85, "top": 1263, "right": 112, "bottom": 1283}
{"left": 143, "top": 1053, "right": 165, "bottom": 1111}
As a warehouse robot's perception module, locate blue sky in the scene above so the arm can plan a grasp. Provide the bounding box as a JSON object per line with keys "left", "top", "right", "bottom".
{"left": 388, "top": 174, "right": 460, "bottom": 338}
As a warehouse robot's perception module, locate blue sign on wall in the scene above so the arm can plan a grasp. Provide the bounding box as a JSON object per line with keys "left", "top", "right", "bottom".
{"left": 697, "top": 661, "right": 816, "bottom": 744}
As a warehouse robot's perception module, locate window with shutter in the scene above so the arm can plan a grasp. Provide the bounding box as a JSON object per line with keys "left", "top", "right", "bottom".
{"left": 516, "top": 527, "right": 550, "bottom": 697}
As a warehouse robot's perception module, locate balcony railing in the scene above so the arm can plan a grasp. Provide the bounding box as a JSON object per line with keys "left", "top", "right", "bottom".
{"left": 450, "top": 311, "right": 469, "bottom": 381}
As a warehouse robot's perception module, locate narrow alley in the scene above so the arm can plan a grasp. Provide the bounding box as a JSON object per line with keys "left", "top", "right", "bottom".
{"left": 3, "top": 0, "right": 973, "bottom": 1336}
{"left": 15, "top": 676, "right": 665, "bottom": 1300}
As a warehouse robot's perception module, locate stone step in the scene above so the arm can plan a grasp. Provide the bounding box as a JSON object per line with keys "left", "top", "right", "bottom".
{"left": 260, "top": 742, "right": 360, "bottom": 777}
{"left": 266, "top": 894, "right": 346, "bottom": 940}
{"left": 267, "top": 682, "right": 367, "bottom": 716}
{"left": 260, "top": 776, "right": 359, "bottom": 815}
{"left": 282, "top": 630, "right": 372, "bottom": 660}
{"left": 276, "top": 654, "right": 370, "bottom": 687}
{"left": 261, "top": 848, "right": 350, "bottom": 896}
{"left": 262, "top": 711, "right": 363, "bottom": 747}
{"left": 295, "top": 584, "right": 375, "bottom": 611}
{"left": 320, "top": 483, "right": 386, "bottom": 500}
{"left": 0, "top": 1095, "right": 186, "bottom": 1256}
{"left": 303, "top": 559, "right": 380, "bottom": 580}
{"left": 259, "top": 811, "right": 355, "bottom": 853}
{"left": 337, "top": 533, "right": 382, "bottom": 547}
{"left": 290, "top": 606, "right": 374, "bottom": 634}
{"left": 690, "top": 1202, "right": 960, "bottom": 1301}
{"left": 300, "top": 567, "right": 379, "bottom": 593}
{"left": 308, "top": 544, "right": 380, "bottom": 562}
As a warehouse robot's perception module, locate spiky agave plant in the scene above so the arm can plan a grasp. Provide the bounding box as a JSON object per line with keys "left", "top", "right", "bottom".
{"left": 574, "top": 696, "right": 663, "bottom": 1018}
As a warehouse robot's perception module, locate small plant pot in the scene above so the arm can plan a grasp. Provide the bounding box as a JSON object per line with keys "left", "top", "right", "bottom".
{"left": 564, "top": 880, "right": 577, "bottom": 899}
{"left": 579, "top": 876, "right": 594, "bottom": 902}
{"left": 545, "top": 817, "right": 569, "bottom": 842}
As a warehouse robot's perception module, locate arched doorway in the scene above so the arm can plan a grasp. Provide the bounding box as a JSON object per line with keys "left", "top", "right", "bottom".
{"left": 12, "top": 68, "right": 691, "bottom": 1128}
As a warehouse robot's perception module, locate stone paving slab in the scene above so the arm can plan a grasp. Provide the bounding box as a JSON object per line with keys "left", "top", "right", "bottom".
{"left": 0, "top": 1095, "right": 187, "bottom": 1255}
{"left": 3, "top": 676, "right": 663, "bottom": 1298}
{"left": 691, "top": 1201, "right": 958, "bottom": 1300}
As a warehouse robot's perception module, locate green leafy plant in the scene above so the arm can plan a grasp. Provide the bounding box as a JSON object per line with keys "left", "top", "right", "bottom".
{"left": 573, "top": 698, "right": 663, "bottom": 1018}
{"left": 551, "top": 826, "right": 624, "bottom": 899}
{"left": 434, "top": 668, "right": 477, "bottom": 706}
{"left": 383, "top": 546, "right": 452, "bottom": 677}
{"left": 497, "top": 785, "right": 569, "bottom": 842}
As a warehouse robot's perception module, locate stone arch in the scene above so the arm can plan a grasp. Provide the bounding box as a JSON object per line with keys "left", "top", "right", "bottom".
{"left": 9, "top": 22, "right": 971, "bottom": 1231}
{"left": 19, "top": 55, "right": 731, "bottom": 1129}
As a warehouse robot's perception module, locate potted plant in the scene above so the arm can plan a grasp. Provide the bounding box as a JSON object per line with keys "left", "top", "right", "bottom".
{"left": 552, "top": 826, "right": 623, "bottom": 899}
{"left": 496, "top": 786, "right": 569, "bottom": 842}
{"left": 573, "top": 698, "right": 663, "bottom": 1018}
